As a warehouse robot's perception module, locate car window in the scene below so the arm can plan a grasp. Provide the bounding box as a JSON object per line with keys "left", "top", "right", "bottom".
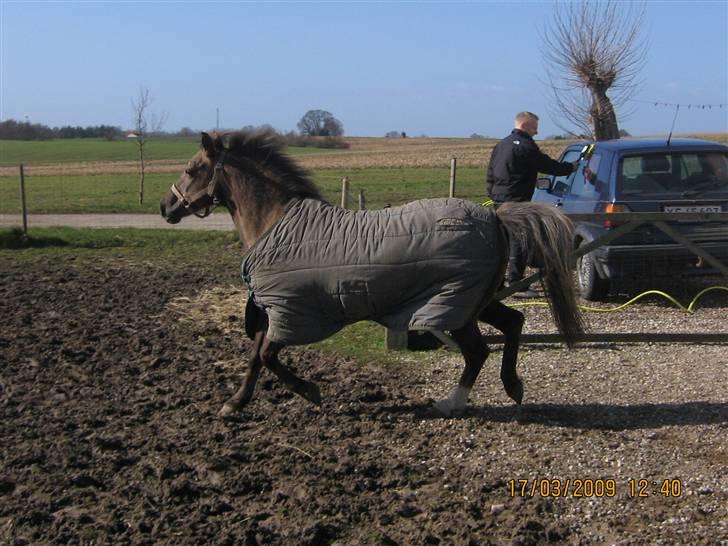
{"left": 621, "top": 151, "right": 728, "bottom": 194}
{"left": 674, "top": 152, "right": 728, "bottom": 190}
{"left": 571, "top": 153, "right": 603, "bottom": 198}
{"left": 551, "top": 149, "right": 582, "bottom": 194}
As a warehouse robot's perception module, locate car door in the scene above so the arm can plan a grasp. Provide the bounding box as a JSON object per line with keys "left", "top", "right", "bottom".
{"left": 532, "top": 147, "right": 582, "bottom": 208}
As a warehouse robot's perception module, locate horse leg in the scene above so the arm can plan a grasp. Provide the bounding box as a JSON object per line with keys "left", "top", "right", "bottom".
{"left": 478, "top": 299, "right": 525, "bottom": 404}
{"left": 433, "top": 319, "right": 489, "bottom": 417}
{"left": 218, "top": 328, "right": 266, "bottom": 417}
{"left": 260, "top": 339, "right": 322, "bottom": 406}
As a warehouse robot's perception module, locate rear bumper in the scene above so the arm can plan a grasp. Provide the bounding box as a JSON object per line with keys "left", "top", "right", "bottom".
{"left": 595, "top": 242, "right": 728, "bottom": 279}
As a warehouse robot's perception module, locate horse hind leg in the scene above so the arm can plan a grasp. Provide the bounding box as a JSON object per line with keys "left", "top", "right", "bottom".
{"left": 433, "top": 319, "right": 489, "bottom": 417}
{"left": 478, "top": 300, "right": 525, "bottom": 404}
{"left": 260, "top": 339, "right": 322, "bottom": 406}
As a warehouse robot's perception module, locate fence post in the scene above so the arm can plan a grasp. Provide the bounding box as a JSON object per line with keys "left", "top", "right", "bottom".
{"left": 449, "top": 158, "right": 457, "bottom": 198}
{"left": 341, "top": 177, "right": 349, "bottom": 208}
{"left": 19, "top": 164, "right": 28, "bottom": 237}
{"left": 358, "top": 189, "right": 366, "bottom": 210}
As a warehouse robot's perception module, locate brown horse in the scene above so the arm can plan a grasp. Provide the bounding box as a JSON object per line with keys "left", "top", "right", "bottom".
{"left": 160, "top": 131, "right": 584, "bottom": 417}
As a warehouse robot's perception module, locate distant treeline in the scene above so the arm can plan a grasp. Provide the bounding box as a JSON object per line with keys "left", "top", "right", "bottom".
{"left": 0, "top": 119, "right": 349, "bottom": 149}
{"left": 0, "top": 119, "right": 124, "bottom": 141}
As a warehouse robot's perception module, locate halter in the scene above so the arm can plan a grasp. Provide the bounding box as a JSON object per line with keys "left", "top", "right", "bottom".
{"left": 170, "top": 150, "right": 227, "bottom": 218}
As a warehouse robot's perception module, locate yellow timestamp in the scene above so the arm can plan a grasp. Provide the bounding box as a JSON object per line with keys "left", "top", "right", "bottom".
{"left": 507, "top": 478, "right": 684, "bottom": 498}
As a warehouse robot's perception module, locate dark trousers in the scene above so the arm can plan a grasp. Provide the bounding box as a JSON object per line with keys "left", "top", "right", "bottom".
{"left": 493, "top": 197, "right": 529, "bottom": 287}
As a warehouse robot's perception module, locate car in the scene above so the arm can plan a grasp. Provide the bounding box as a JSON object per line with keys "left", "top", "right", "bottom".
{"left": 532, "top": 137, "right": 728, "bottom": 300}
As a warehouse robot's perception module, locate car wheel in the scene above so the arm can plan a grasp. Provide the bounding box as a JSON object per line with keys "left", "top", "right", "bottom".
{"left": 577, "top": 242, "right": 609, "bottom": 301}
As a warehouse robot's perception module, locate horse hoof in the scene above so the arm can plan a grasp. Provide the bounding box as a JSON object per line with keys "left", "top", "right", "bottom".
{"left": 306, "top": 383, "right": 322, "bottom": 406}
{"left": 432, "top": 401, "right": 451, "bottom": 417}
{"left": 433, "top": 399, "right": 463, "bottom": 418}
{"left": 504, "top": 379, "right": 524, "bottom": 405}
{"left": 217, "top": 404, "right": 236, "bottom": 417}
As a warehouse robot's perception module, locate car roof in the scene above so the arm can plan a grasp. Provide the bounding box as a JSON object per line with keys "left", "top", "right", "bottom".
{"left": 568, "top": 137, "right": 728, "bottom": 153}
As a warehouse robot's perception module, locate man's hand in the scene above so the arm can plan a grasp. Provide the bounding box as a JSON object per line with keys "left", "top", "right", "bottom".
{"left": 571, "top": 160, "right": 581, "bottom": 172}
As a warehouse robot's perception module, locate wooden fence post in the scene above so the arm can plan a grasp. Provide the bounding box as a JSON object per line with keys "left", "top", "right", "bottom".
{"left": 341, "top": 177, "right": 349, "bottom": 208}
{"left": 19, "top": 164, "right": 28, "bottom": 237}
{"left": 358, "top": 189, "right": 366, "bottom": 210}
{"left": 449, "top": 158, "right": 457, "bottom": 197}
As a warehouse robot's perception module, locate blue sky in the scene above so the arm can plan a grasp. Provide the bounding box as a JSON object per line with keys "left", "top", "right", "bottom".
{"left": 1, "top": 1, "right": 726, "bottom": 138}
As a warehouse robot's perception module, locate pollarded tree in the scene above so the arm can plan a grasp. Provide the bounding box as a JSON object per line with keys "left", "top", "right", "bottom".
{"left": 542, "top": 1, "right": 646, "bottom": 140}
{"left": 297, "top": 110, "right": 344, "bottom": 137}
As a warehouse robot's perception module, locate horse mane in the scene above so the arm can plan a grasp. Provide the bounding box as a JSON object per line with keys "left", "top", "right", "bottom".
{"left": 213, "top": 130, "right": 324, "bottom": 201}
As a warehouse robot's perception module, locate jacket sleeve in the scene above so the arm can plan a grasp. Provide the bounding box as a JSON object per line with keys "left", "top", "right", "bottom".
{"left": 520, "top": 141, "right": 574, "bottom": 176}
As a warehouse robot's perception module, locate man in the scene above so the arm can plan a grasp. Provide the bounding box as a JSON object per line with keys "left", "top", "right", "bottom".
{"left": 487, "top": 111, "right": 578, "bottom": 297}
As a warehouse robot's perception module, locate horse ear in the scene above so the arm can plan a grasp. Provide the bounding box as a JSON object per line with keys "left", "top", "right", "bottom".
{"left": 201, "top": 132, "right": 216, "bottom": 157}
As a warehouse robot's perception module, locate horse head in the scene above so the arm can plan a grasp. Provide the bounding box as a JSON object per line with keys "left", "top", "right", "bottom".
{"left": 160, "top": 132, "right": 223, "bottom": 224}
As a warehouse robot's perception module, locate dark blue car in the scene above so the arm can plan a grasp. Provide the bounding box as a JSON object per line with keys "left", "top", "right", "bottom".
{"left": 532, "top": 138, "right": 728, "bottom": 300}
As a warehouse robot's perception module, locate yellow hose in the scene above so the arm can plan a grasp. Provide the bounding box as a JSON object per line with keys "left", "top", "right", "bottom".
{"left": 509, "top": 286, "right": 728, "bottom": 314}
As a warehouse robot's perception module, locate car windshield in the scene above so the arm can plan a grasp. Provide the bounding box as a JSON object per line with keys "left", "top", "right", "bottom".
{"left": 620, "top": 151, "right": 728, "bottom": 195}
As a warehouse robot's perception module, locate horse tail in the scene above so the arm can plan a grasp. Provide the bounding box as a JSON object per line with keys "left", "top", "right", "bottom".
{"left": 495, "top": 201, "right": 586, "bottom": 347}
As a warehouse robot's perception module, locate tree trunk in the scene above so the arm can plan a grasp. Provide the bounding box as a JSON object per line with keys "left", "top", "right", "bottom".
{"left": 137, "top": 142, "right": 145, "bottom": 205}
{"left": 590, "top": 88, "right": 620, "bottom": 141}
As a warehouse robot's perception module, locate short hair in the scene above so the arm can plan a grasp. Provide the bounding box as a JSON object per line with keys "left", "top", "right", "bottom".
{"left": 515, "top": 111, "right": 539, "bottom": 124}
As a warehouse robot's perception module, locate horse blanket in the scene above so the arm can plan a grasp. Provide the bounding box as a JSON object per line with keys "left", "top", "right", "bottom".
{"left": 241, "top": 197, "right": 507, "bottom": 345}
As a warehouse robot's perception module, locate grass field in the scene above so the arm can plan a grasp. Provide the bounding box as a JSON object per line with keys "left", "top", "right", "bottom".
{"left": 0, "top": 167, "right": 486, "bottom": 213}
{"left": 0, "top": 137, "right": 340, "bottom": 166}
{"left": 1, "top": 133, "right": 725, "bottom": 214}
{"left": 0, "top": 137, "right": 200, "bottom": 164}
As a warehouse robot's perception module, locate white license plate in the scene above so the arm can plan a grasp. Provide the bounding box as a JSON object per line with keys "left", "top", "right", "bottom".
{"left": 663, "top": 205, "right": 723, "bottom": 213}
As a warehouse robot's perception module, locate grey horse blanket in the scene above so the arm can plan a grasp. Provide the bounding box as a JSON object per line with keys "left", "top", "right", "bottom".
{"left": 241, "top": 197, "right": 507, "bottom": 345}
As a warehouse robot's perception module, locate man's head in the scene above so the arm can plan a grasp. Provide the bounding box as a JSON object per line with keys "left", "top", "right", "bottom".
{"left": 515, "top": 111, "right": 539, "bottom": 137}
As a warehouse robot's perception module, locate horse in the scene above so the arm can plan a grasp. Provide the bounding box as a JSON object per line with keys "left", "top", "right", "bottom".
{"left": 160, "top": 131, "right": 585, "bottom": 417}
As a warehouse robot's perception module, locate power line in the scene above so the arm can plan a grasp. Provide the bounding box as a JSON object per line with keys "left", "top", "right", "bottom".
{"left": 630, "top": 99, "right": 726, "bottom": 110}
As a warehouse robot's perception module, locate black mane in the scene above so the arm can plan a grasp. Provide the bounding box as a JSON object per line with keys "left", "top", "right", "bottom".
{"left": 214, "top": 130, "right": 323, "bottom": 201}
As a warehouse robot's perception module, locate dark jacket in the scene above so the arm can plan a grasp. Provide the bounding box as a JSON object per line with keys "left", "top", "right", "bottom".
{"left": 487, "top": 129, "right": 574, "bottom": 202}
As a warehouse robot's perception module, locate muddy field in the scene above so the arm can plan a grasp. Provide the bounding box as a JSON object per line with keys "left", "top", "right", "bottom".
{"left": 1, "top": 254, "right": 727, "bottom": 545}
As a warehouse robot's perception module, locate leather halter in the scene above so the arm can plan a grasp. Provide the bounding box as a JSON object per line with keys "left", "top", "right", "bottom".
{"left": 170, "top": 150, "right": 227, "bottom": 218}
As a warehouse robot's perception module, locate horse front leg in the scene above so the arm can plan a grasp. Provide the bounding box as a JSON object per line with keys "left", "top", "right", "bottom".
{"left": 218, "top": 328, "right": 266, "bottom": 417}
{"left": 433, "top": 319, "right": 489, "bottom": 417}
{"left": 478, "top": 300, "right": 525, "bottom": 404}
{"left": 260, "top": 339, "right": 322, "bottom": 406}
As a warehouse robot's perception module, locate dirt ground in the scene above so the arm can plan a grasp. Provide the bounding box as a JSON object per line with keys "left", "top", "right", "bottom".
{"left": 1, "top": 254, "right": 727, "bottom": 545}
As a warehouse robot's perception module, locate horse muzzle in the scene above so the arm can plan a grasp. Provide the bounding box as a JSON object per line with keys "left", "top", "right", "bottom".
{"left": 160, "top": 196, "right": 184, "bottom": 224}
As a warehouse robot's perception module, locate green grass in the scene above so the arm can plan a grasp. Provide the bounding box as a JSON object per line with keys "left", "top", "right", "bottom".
{"left": 0, "top": 138, "right": 341, "bottom": 165}
{"left": 0, "top": 138, "right": 199, "bottom": 164}
{"left": 0, "top": 167, "right": 486, "bottom": 213}
{"left": 0, "top": 225, "right": 239, "bottom": 257}
{"left": 0, "top": 172, "right": 175, "bottom": 213}
{"left": 314, "top": 167, "right": 485, "bottom": 209}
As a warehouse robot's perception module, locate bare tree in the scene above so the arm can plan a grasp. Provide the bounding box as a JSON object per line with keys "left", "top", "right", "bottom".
{"left": 542, "top": 1, "right": 646, "bottom": 140}
{"left": 131, "top": 87, "right": 167, "bottom": 204}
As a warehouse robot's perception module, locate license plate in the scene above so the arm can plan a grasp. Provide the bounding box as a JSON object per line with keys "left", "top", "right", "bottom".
{"left": 663, "top": 204, "right": 723, "bottom": 213}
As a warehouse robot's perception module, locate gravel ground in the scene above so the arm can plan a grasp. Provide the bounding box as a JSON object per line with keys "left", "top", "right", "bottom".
{"left": 1, "top": 255, "right": 726, "bottom": 545}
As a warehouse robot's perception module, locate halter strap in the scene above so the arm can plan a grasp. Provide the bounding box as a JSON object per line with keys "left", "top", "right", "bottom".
{"left": 170, "top": 149, "right": 228, "bottom": 218}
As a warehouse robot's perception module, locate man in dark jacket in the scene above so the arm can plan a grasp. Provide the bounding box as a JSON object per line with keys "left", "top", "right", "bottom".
{"left": 487, "top": 111, "right": 577, "bottom": 297}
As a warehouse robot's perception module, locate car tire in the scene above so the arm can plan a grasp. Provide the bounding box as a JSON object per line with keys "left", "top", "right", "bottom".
{"left": 577, "top": 242, "right": 610, "bottom": 301}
